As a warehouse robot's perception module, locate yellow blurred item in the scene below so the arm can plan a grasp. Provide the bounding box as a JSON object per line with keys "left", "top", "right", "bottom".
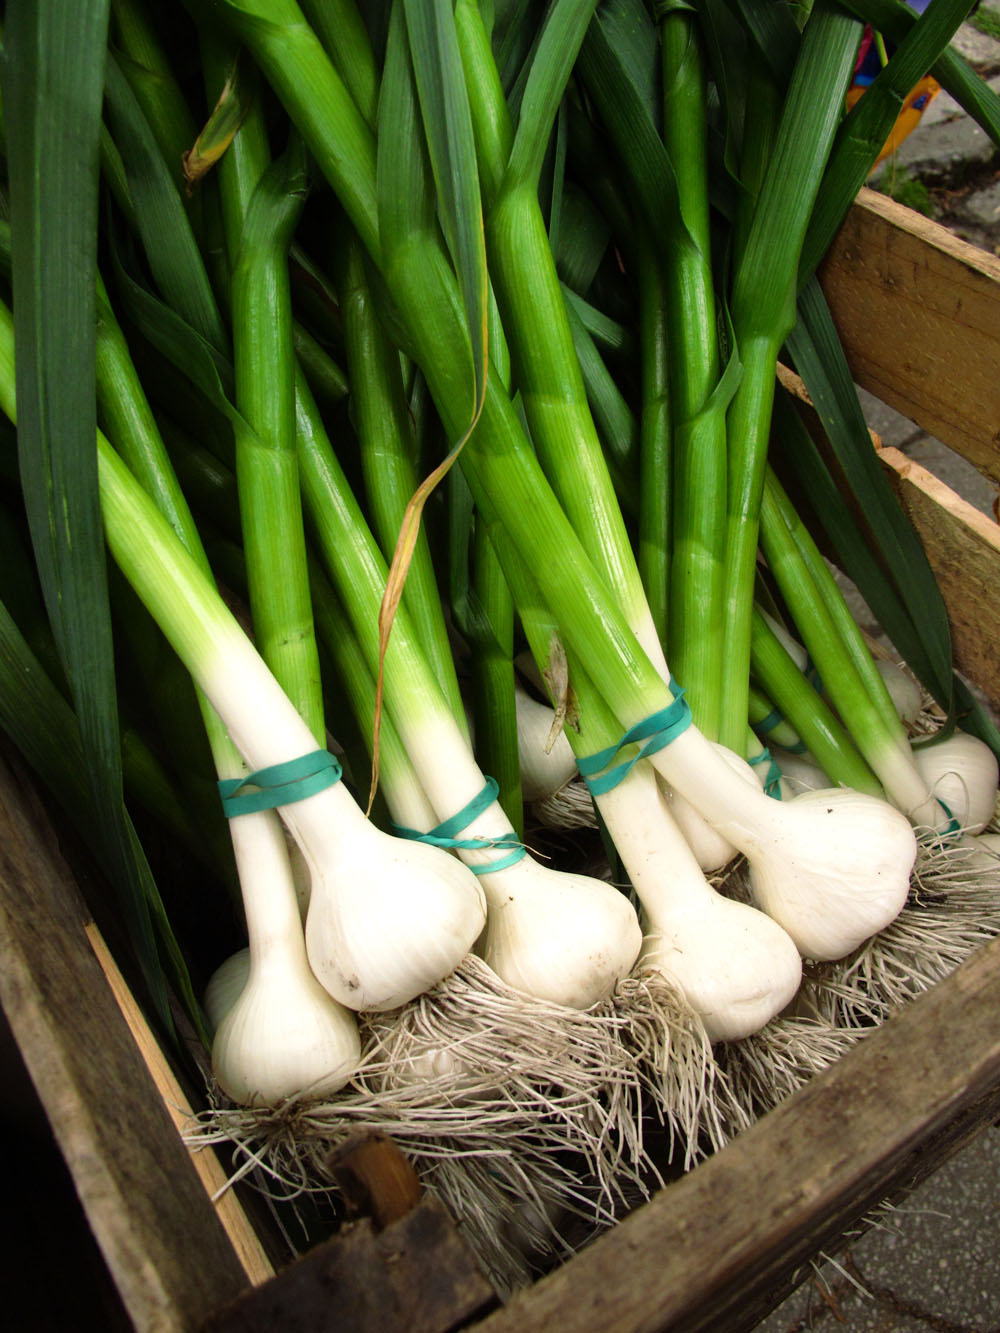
{"left": 846, "top": 74, "right": 942, "bottom": 169}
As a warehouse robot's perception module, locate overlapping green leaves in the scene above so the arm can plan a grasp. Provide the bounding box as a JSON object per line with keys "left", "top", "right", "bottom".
{"left": 2, "top": 0, "right": 170, "bottom": 1028}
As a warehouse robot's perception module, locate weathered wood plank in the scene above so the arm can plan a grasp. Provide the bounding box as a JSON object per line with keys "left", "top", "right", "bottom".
{"left": 0, "top": 748, "right": 252, "bottom": 1332}
{"left": 86, "top": 923, "right": 276, "bottom": 1288}
{"left": 202, "top": 1197, "right": 498, "bottom": 1333}
{"left": 877, "top": 445, "right": 1000, "bottom": 702}
{"left": 469, "top": 934, "right": 1000, "bottom": 1333}
{"left": 820, "top": 188, "right": 1000, "bottom": 483}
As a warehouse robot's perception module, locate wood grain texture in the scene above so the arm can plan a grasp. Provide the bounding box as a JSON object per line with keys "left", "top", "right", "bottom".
{"left": 86, "top": 924, "right": 276, "bottom": 1288}
{"left": 820, "top": 188, "right": 1000, "bottom": 483}
{"left": 469, "top": 935, "right": 1000, "bottom": 1333}
{"left": 0, "top": 748, "right": 251, "bottom": 1332}
{"left": 202, "top": 1197, "right": 498, "bottom": 1333}
{"left": 878, "top": 446, "right": 1000, "bottom": 702}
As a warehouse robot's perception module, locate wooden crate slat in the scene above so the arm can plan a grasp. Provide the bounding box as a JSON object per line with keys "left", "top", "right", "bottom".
{"left": 820, "top": 187, "right": 1000, "bottom": 483}
{"left": 469, "top": 934, "right": 1000, "bottom": 1333}
{"left": 878, "top": 445, "right": 1000, "bottom": 701}
{"left": 86, "top": 923, "right": 276, "bottom": 1288}
{"left": 0, "top": 749, "right": 252, "bottom": 1332}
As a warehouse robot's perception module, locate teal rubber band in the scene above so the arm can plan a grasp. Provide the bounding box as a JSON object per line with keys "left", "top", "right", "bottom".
{"left": 218, "top": 749, "right": 342, "bottom": 818}
{"left": 577, "top": 680, "right": 693, "bottom": 796}
{"left": 431, "top": 776, "right": 502, "bottom": 841}
{"left": 804, "top": 656, "right": 823, "bottom": 694}
{"left": 754, "top": 707, "right": 784, "bottom": 735}
{"left": 467, "top": 846, "right": 527, "bottom": 874}
{"left": 782, "top": 740, "right": 808, "bottom": 756}
{"left": 935, "top": 797, "right": 961, "bottom": 836}
{"left": 393, "top": 777, "right": 528, "bottom": 871}
{"left": 748, "top": 748, "right": 784, "bottom": 800}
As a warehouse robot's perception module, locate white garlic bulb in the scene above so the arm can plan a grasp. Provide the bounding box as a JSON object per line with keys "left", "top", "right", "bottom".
{"left": 304, "top": 801, "right": 487, "bottom": 1011}
{"left": 912, "top": 731, "right": 999, "bottom": 836}
{"left": 515, "top": 683, "right": 579, "bottom": 801}
{"left": 666, "top": 743, "right": 761, "bottom": 871}
{"left": 648, "top": 726, "right": 917, "bottom": 961}
{"left": 598, "top": 766, "right": 801, "bottom": 1041}
{"left": 476, "top": 855, "right": 642, "bottom": 1009}
{"left": 876, "top": 659, "right": 923, "bottom": 726}
{"left": 210, "top": 812, "right": 361, "bottom": 1106}
{"left": 204, "top": 948, "right": 250, "bottom": 1032}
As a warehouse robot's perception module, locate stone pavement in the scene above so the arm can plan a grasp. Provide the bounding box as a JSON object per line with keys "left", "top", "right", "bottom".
{"left": 755, "top": 1127, "right": 1000, "bottom": 1332}
{"left": 754, "top": 15, "right": 1000, "bottom": 1332}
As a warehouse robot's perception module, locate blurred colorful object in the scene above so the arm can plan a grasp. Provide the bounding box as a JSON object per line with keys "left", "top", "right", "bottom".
{"left": 848, "top": 22, "right": 942, "bottom": 168}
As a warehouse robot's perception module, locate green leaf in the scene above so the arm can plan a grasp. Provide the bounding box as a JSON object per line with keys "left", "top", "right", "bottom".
{"left": 2, "top": 0, "right": 170, "bottom": 1028}
{"left": 838, "top": 0, "right": 1000, "bottom": 147}
{"left": 0, "top": 585, "right": 208, "bottom": 1046}
{"left": 802, "top": 0, "right": 976, "bottom": 281}
{"left": 728, "top": 0, "right": 801, "bottom": 87}
{"left": 699, "top": 0, "right": 751, "bottom": 183}
{"left": 299, "top": 0, "right": 380, "bottom": 127}
{"left": 110, "top": 233, "right": 240, "bottom": 420}
{"left": 503, "top": 0, "right": 601, "bottom": 195}
{"left": 577, "top": 0, "right": 690, "bottom": 250}
{"left": 784, "top": 276, "right": 954, "bottom": 709}
{"left": 104, "top": 50, "right": 228, "bottom": 354}
{"left": 403, "top": 0, "right": 488, "bottom": 422}
{"left": 377, "top": 2, "right": 438, "bottom": 271}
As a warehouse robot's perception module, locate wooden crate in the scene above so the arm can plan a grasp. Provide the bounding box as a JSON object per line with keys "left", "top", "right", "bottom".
{"left": 1, "top": 188, "right": 999, "bottom": 1333}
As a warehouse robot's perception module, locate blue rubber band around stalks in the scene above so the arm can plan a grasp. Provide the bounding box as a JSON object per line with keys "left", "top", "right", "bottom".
{"left": 577, "top": 681, "right": 693, "bottom": 797}
{"left": 393, "top": 776, "right": 528, "bottom": 873}
{"left": 754, "top": 706, "right": 784, "bottom": 735}
{"left": 219, "top": 749, "right": 342, "bottom": 817}
{"left": 935, "top": 797, "right": 961, "bottom": 837}
{"left": 749, "top": 748, "right": 784, "bottom": 799}
{"left": 753, "top": 705, "right": 807, "bottom": 755}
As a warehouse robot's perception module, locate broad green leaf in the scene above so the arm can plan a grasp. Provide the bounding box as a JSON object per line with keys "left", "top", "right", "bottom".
{"left": 403, "top": 0, "right": 488, "bottom": 422}
{"left": 802, "top": 0, "right": 976, "bottom": 282}
{"left": 729, "top": 0, "right": 801, "bottom": 86}
{"left": 838, "top": 0, "right": 1000, "bottom": 146}
{"left": 564, "top": 298, "right": 640, "bottom": 515}
{"left": 0, "top": 585, "right": 209, "bottom": 1046}
{"left": 699, "top": 0, "right": 751, "bottom": 182}
{"left": 503, "top": 0, "right": 602, "bottom": 195}
{"left": 299, "top": 0, "right": 380, "bottom": 126}
{"left": 577, "top": 0, "right": 691, "bottom": 252}
{"left": 2, "top": 0, "right": 169, "bottom": 1028}
{"left": 786, "top": 276, "right": 954, "bottom": 708}
{"left": 105, "top": 51, "right": 228, "bottom": 354}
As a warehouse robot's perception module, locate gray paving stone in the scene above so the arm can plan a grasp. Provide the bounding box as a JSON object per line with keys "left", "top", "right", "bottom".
{"left": 961, "top": 177, "right": 1000, "bottom": 225}
{"left": 918, "top": 74, "right": 1000, "bottom": 131}
{"left": 755, "top": 1127, "right": 1000, "bottom": 1331}
{"left": 856, "top": 388, "right": 923, "bottom": 451}
{"left": 880, "top": 106, "right": 997, "bottom": 176}
{"left": 950, "top": 24, "right": 1000, "bottom": 72}
{"left": 920, "top": 85, "right": 968, "bottom": 130}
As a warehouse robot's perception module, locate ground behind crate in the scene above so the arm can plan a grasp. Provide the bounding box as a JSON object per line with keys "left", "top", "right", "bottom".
{"left": 753, "top": 1126, "right": 1000, "bottom": 1333}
